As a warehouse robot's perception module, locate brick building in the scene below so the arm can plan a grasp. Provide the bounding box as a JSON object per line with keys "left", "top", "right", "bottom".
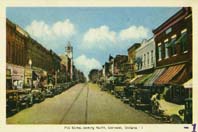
{"left": 6, "top": 19, "right": 62, "bottom": 88}
{"left": 152, "top": 7, "right": 192, "bottom": 103}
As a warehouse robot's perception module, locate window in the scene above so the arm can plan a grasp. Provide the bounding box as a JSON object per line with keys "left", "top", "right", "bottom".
{"left": 151, "top": 50, "right": 154, "bottom": 64}
{"left": 165, "top": 43, "right": 169, "bottom": 58}
{"left": 147, "top": 52, "right": 149, "bottom": 66}
{"left": 144, "top": 54, "right": 146, "bottom": 67}
{"left": 158, "top": 45, "right": 162, "bottom": 61}
{"left": 170, "top": 37, "right": 177, "bottom": 56}
{"left": 164, "top": 41, "right": 169, "bottom": 59}
{"left": 181, "top": 29, "right": 188, "bottom": 53}
{"left": 166, "top": 28, "right": 172, "bottom": 34}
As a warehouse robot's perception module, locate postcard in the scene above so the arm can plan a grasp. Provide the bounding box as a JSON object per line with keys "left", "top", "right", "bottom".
{"left": 0, "top": 0, "right": 198, "bottom": 132}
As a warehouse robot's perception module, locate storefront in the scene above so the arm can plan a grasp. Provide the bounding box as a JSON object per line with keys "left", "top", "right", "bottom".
{"left": 153, "top": 63, "right": 192, "bottom": 104}
{"left": 24, "top": 66, "right": 32, "bottom": 88}
{"left": 7, "top": 63, "right": 25, "bottom": 89}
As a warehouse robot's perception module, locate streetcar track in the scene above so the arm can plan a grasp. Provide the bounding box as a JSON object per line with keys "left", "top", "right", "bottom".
{"left": 85, "top": 84, "right": 89, "bottom": 124}
{"left": 59, "top": 83, "right": 87, "bottom": 124}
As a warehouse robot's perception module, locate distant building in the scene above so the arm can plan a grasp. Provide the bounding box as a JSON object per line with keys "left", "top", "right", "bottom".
{"left": 88, "top": 69, "right": 100, "bottom": 83}
{"left": 127, "top": 43, "right": 141, "bottom": 78}
{"left": 66, "top": 42, "right": 73, "bottom": 81}
{"left": 113, "top": 55, "right": 128, "bottom": 75}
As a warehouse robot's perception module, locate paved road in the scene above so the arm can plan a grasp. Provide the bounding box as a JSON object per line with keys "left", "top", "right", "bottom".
{"left": 7, "top": 83, "right": 161, "bottom": 124}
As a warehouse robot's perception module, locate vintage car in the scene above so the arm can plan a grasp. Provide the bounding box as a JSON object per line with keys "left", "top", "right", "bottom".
{"left": 54, "top": 85, "right": 64, "bottom": 95}
{"left": 31, "top": 89, "right": 45, "bottom": 103}
{"left": 6, "top": 89, "right": 33, "bottom": 115}
{"left": 44, "top": 89, "right": 54, "bottom": 98}
{"left": 44, "top": 84, "right": 54, "bottom": 97}
{"left": 150, "top": 94, "right": 192, "bottom": 123}
{"left": 121, "top": 84, "right": 136, "bottom": 103}
{"left": 6, "top": 90, "right": 20, "bottom": 115}
{"left": 18, "top": 89, "right": 33, "bottom": 108}
{"left": 113, "top": 75, "right": 126, "bottom": 98}
{"left": 130, "top": 88, "right": 151, "bottom": 110}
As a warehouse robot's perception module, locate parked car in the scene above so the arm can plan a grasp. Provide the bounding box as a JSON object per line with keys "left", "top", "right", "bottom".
{"left": 131, "top": 88, "right": 151, "bottom": 110}
{"left": 54, "top": 85, "right": 63, "bottom": 95}
{"left": 6, "top": 89, "right": 33, "bottom": 116}
{"left": 18, "top": 89, "right": 33, "bottom": 108}
{"left": 44, "top": 89, "right": 54, "bottom": 98}
{"left": 44, "top": 84, "right": 54, "bottom": 97}
{"left": 6, "top": 90, "right": 20, "bottom": 115}
{"left": 121, "top": 84, "right": 136, "bottom": 103}
{"left": 154, "top": 97, "right": 192, "bottom": 123}
{"left": 31, "top": 89, "right": 45, "bottom": 103}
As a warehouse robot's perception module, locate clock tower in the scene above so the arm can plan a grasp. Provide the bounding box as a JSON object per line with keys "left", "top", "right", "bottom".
{"left": 65, "top": 41, "right": 73, "bottom": 81}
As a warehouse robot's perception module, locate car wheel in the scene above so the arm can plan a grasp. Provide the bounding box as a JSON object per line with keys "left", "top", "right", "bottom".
{"left": 170, "top": 115, "right": 183, "bottom": 124}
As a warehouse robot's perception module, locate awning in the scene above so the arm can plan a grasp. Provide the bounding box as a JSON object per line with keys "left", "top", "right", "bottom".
{"left": 170, "top": 64, "right": 191, "bottom": 85}
{"left": 144, "top": 68, "right": 166, "bottom": 86}
{"left": 133, "top": 74, "right": 153, "bottom": 85}
{"left": 108, "top": 76, "right": 117, "bottom": 81}
{"left": 154, "top": 64, "right": 185, "bottom": 85}
{"left": 183, "top": 79, "right": 192, "bottom": 89}
{"left": 130, "top": 75, "right": 143, "bottom": 83}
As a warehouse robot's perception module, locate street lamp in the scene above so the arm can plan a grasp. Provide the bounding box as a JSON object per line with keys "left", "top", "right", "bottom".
{"left": 28, "top": 59, "right": 32, "bottom": 90}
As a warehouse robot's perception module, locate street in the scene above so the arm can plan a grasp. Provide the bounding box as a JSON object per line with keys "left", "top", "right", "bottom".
{"left": 7, "top": 83, "right": 161, "bottom": 124}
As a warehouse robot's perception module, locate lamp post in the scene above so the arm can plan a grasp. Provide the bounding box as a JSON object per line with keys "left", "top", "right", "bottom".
{"left": 28, "top": 59, "right": 32, "bottom": 90}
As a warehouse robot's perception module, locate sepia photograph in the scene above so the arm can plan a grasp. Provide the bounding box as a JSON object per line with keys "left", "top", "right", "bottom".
{"left": 5, "top": 6, "right": 193, "bottom": 125}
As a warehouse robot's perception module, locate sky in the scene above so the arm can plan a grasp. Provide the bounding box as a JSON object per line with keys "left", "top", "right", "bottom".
{"left": 6, "top": 7, "right": 181, "bottom": 77}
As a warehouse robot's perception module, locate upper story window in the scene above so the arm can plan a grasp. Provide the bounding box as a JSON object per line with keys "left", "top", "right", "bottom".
{"left": 164, "top": 39, "right": 169, "bottom": 59}
{"left": 175, "top": 29, "right": 188, "bottom": 53}
{"left": 165, "top": 28, "right": 172, "bottom": 34}
{"left": 170, "top": 36, "right": 177, "bottom": 56}
{"left": 151, "top": 50, "right": 154, "bottom": 64}
{"left": 158, "top": 43, "right": 162, "bottom": 61}
{"left": 144, "top": 54, "right": 146, "bottom": 67}
{"left": 147, "top": 52, "right": 149, "bottom": 66}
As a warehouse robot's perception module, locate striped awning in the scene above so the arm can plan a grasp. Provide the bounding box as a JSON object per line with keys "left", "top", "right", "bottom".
{"left": 154, "top": 64, "right": 185, "bottom": 85}
{"left": 183, "top": 78, "right": 192, "bottom": 89}
{"left": 144, "top": 68, "right": 166, "bottom": 86}
{"left": 133, "top": 74, "right": 153, "bottom": 85}
{"left": 130, "top": 75, "right": 143, "bottom": 83}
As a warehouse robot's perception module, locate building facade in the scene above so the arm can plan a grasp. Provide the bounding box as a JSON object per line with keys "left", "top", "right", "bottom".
{"left": 135, "top": 38, "right": 156, "bottom": 74}
{"left": 153, "top": 7, "right": 192, "bottom": 68}
{"left": 6, "top": 19, "right": 28, "bottom": 89}
{"left": 152, "top": 7, "right": 192, "bottom": 104}
{"left": 6, "top": 19, "right": 68, "bottom": 89}
{"left": 127, "top": 43, "right": 141, "bottom": 78}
